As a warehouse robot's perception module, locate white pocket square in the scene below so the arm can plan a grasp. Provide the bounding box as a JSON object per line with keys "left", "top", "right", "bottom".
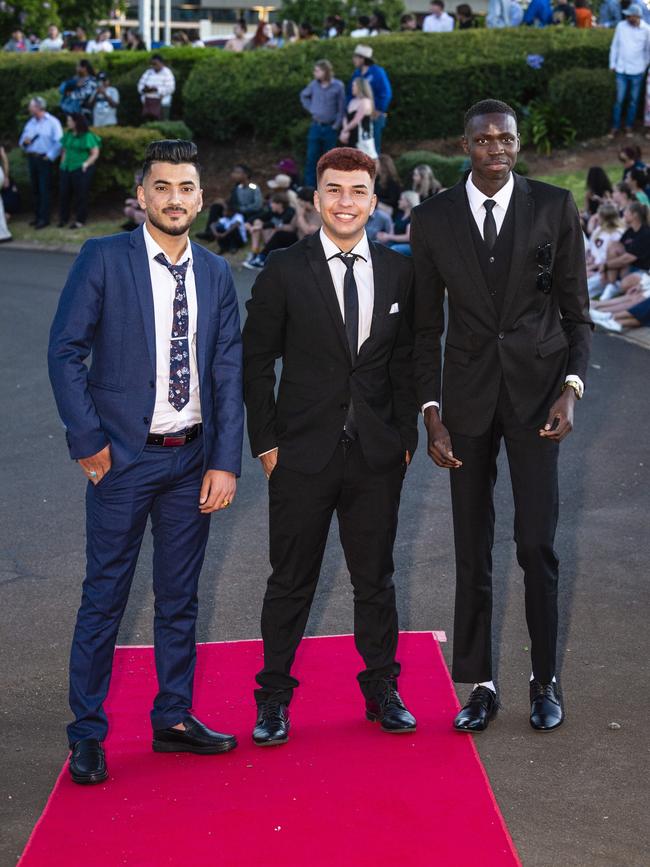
{"left": 389, "top": 302, "right": 399, "bottom": 314}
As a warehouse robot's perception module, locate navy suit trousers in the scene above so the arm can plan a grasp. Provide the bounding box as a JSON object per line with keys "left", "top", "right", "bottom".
{"left": 67, "top": 434, "right": 211, "bottom": 745}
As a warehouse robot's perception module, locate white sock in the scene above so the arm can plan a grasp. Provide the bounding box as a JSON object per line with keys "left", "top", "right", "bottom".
{"left": 474, "top": 680, "right": 496, "bottom": 693}
{"left": 530, "top": 673, "right": 557, "bottom": 683}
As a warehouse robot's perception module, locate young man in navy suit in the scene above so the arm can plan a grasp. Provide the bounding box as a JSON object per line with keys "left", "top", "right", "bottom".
{"left": 48, "top": 140, "right": 244, "bottom": 784}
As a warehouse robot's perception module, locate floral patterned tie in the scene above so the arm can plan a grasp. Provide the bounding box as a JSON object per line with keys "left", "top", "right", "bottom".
{"left": 154, "top": 252, "right": 191, "bottom": 411}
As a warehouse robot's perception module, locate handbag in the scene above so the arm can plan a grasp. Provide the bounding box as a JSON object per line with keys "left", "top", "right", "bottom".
{"left": 357, "top": 121, "right": 378, "bottom": 160}
{"left": 1, "top": 180, "right": 21, "bottom": 215}
{"left": 142, "top": 96, "right": 162, "bottom": 120}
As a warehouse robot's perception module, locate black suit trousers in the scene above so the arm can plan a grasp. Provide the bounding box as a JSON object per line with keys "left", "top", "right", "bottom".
{"left": 255, "top": 439, "right": 405, "bottom": 704}
{"left": 448, "top": 384, "right": 559, "bottom": 685}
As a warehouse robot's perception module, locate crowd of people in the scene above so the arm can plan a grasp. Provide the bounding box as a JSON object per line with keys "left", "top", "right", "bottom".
{"left": 583, "top": 146, "right": 650, "bottom": 331}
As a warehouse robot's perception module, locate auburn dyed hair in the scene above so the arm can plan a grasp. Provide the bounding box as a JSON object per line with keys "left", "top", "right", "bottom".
{"left": 316, "top": 147, "right": 377, "bottom": 184}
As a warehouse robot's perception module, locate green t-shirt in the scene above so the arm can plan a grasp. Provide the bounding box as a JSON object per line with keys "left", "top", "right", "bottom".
{"left": 61, "top": 130, "right": 102, "bottom": 172}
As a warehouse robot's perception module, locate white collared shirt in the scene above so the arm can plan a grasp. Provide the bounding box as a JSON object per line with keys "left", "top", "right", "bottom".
{"left": 466, "top": 171, "right": 514, "bottom": 239}
{"left": 422, "top": 11, "right": 455, "bottom": 31}
{"left": 421, "top": 171, "right": 583, "bottom": 413}
{"left": 142, "top": 224, "right": 202, "bottom": 433}
{"left": 319, "top": 227, "right": 374, "bottom": 349}
{"left": 609, "top": 19, "right": 650, "bottom": 75}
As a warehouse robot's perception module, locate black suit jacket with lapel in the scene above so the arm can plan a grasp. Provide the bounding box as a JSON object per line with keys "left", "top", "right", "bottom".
{"left": 242, "top": 232, "right": 418, "bottom": 474}
{"left": 410, "top": 173, "right": 592, "bottom": 436}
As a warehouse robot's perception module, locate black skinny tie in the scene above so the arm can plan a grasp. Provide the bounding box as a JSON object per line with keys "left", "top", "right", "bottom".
{"left": 483, "top": 199, "right": 497, "bottom": 250}
{"left": 333, "top": 252, "right": 360, "bottom": 360}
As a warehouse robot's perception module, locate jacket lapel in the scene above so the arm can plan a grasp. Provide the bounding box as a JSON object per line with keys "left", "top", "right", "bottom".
{"left": 445, "top": 181, "right": 497, "bottom": 323}
{"left": 358, "top": 241, "right": 390, "bottom": 357}
{"left": 191, "top": 243, "right": 210, "bottom": 378}
{"left": 128, "top": 226, "right": 156, "bottom": 371}
{"left": 500, "top": 174, "right": 534, "bottom": 326}
{"left": 304, "top": 234, "right": 351, "bottom": 361}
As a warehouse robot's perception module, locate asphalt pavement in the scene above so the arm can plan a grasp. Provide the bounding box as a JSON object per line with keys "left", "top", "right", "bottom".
{"left": 1, "top": 247, "right": 648, "bottom": 867}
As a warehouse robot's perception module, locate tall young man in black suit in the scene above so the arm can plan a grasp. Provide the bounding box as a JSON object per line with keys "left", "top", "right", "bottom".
{"left": 411, "top": 100, "right": 592, "bottom": 733}
{"left": 243, "top": 148, "right": 418, "bottom": 745}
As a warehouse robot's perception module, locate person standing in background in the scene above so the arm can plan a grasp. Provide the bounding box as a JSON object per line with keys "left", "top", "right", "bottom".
{"left": 609, "top": 4, "right": 650, "bottom": 138}
{"left": 300, "top": 60, "right": 346, "bottom": 187}
{"left": 423, "top": 1, "right": 456, "bottom": 31}
{"left": 348, "top": 45, "right": 393, "bottom": 154}
{"left": 39, "top": 25, "right": 64, "bottom": 51}
{"left": 58, "top": 113, "right": 101, "bottom": 229}
{"left": 18, "top": 96, "right": 63, "bottom": 229}
{"left": 138, "top": 55, "right": 176, "bottom": 120}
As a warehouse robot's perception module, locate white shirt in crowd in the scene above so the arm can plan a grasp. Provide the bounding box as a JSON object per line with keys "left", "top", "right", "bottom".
{"left": 350, "top": 27, "right": 371, "bottom": 37}
{"left": 143, "top": 224, "right": 202, "bottom": 434}
{"left": 39, "top": 35, "right": 64, "bottom": 51}
{"left": 421, "top": 172, "right": 583, "bottom": 413}
{"left": 93, "top": 86, "right": 120, "bottom": 127}
{"left": 137, "top": 66, "right": 176, "bottom": 107}
{"left": 588, "top": 227, "right": 622, "bottom": 267}
{"left": 609, "top": 19, "right": 650, "bottom": 75}
{"left": 86, "top": 38, "right": 114, "bottom": 53}
{"left": 422, "top": 11, "right": 455, "bottom": 31}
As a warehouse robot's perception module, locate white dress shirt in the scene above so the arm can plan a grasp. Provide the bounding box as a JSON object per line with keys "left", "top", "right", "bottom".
{"left": 143, "top": 224, "right": 202, "bottom": 433}
{"left": 422, "top": 11, "right": 455, "bottom": 31}
{"left": 421, "top": 171, "right": 583, "bottom": 413}
{"left": 609, "top": 19, "right": 650, "bottom": 75}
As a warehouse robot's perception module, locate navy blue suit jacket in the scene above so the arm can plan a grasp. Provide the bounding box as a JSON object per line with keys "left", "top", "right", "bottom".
{"left": 48, "top": 226, "right": 244, "bottom": 475}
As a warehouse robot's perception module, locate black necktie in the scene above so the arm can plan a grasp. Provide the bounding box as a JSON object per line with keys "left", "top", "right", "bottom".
{"left": 483, "top": 199, "right": 497, "bottom": 250}
{"left": 334, "top": 252, "right": 360, "bottom": 361}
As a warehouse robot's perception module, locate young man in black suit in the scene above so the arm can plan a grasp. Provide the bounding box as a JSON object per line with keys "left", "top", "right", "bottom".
{"left": 411, "top": 100, "right": 592, "bottom": 733}
{"left": 243, "top": 147, "right": 418, "bottom": 745}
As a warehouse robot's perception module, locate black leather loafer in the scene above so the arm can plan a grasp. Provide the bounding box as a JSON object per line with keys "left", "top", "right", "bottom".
{"left": 153, "top": 714, "right": 237, "bottom": 754}
{"left": 530, "top": 680, "right": 564, "bottom": 731}
{"left": 253, "top": 701, "right": 290, "bottom": 746}
{"left": 69, "top": 738, "right": 108, "bottom": 785}
{"left": 453, "top": 686, "right": 499, "bottom": 732}
{"left": 366, "top": 679, "right": 416, "bottom": 733}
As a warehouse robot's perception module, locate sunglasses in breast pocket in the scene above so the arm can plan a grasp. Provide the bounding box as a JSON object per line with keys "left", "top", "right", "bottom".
{"left": 536, "top": 242, "right": 553, "bottom": 294}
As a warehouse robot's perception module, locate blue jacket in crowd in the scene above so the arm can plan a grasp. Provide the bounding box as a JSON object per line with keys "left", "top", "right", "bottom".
{"left": 523, "top": 0, "right": 553, "bottom": 25}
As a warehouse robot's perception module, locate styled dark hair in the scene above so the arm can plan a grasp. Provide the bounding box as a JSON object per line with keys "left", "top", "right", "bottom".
{"left": 586, "top": 166, "right": 613, "bottom": 197}
{"left": 70, "top": 111, "right": 89, "bottom": 134}
{"left": 142, "top": 139, "right": 200, "bottom": 179}
{"left": 270, "top": 191, "right": 290, "bottom": 206}
{"left": 464, "top": 99, "right": 518, "bottom": 132}
{"left": 297, "top": 185, "right": 315, "bottom": 203}
{"left": 620, "top": 144, "right": 642, "bottom": 162}
{"left": 372, "top": 10, "right": 389, "bottom": 29}
{"left": 629, "top": 167, "right": 648, "bottom": 189}
{"left": 234, "top": 163, "right": 252, "bottom": 177}
{"left": 431, "top": 0, "right": 445, "bottom": 8}
{"left": 78, "top": 59, "right": 95, "bottom": 76}
{"left": 358, "top": 14, "right": 371, "bottom": 25}
{"left": 151, "top": 53, "right": 164, "bottom": 62}
{"left": 316, "top": 147, "right": 377, "bottom": 184}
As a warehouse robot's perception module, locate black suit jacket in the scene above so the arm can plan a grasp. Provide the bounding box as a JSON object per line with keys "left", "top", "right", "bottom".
{"left": 242, "top": 233, "right": 418, "bottom": 474}
{"left": 410, "top": 173, "right": 592, "bottom": 436}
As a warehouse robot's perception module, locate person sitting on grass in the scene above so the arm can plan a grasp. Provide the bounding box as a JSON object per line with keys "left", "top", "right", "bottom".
{"left": 209, "top": 203, "right": 247, "bottom": 254}
{"left": 375, "top": 190, "right": 420, "bottom": 256}
{"left": 583, "top": 166, "right": 613, "bottom": 227}
{"left": 590, "top": 293, "right": 650, "bottom": 331}
{"left": 122, "top": 173, "right": 146, "bottom": 230}
{"left": 196, "top": 164, "right": 263, "bottom": 241}
{"left": 243, "top": 191, "right": 296, "bottom": 269}
{"left": 586, "top": 202, "right": 624, "bottom": 297}
{"left": 411, "top": 163, "right": 442, "bottom": 200}
{"left": 593, "top": 201, "right": 650, "bottom": 299}
{"left": 628, "top": 167, "right": 650, "bottom": 205}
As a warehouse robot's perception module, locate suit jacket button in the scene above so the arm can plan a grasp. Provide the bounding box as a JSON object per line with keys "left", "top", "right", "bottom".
{"left": 340, "top": 403, "right": 348, "bottom": 410}
{"left": 149, "top": 380, "right": 155, "bottom": 388}
{"left": 143, "top": 416, "right": 150, "bottom": 424}
{"left": 498, "top": 332, "right": 505, "bottom": 340}
{"left": 489, "top": 256, "right": 495, "bottom": 263}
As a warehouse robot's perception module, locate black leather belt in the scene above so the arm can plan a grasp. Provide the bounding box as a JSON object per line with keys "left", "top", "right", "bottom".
{"left": 146, "top": 423, "right": 202, "bottom": 447}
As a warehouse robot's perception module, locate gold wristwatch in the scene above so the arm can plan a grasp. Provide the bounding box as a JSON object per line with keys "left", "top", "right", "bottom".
{"left": 562, "top": 380, "right": 583, "bottom": 400}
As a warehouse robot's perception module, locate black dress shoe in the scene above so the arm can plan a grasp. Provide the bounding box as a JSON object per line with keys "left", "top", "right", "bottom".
{"left": 152, "top": 713, "right": 237, "bottom": 754}
{"left": 34, "top": 222, "right": 50, "bottom": 230}
{"left": 69, "top": 738, "right": 108, "bottom": 785}
{"left": 253, "top": 701, "right": 290, "bottom": 746}
{"left": 453, "top": 685, "right": 499, "bottom": 732}
{"left": 365, "top": 679, "right": 416, "bottom": 732}
{"left": 530, "top": 680, "right": 564, "bottom": 731}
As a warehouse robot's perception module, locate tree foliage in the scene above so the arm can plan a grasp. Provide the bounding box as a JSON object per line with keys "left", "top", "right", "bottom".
{"left": 0, "top": 0, "right": 116, "bottom": 43}
{"left": 277, "top": 0, "right": 406, "bottom": 32}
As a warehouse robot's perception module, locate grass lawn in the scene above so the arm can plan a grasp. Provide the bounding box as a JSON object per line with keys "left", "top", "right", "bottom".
{"left": 532, "top": 164, "right": 620, "bottom": 204}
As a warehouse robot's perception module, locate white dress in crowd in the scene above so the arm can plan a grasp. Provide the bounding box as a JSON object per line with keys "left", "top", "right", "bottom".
{"left": 0, "top": 167, "right": 11, "bottom": 241}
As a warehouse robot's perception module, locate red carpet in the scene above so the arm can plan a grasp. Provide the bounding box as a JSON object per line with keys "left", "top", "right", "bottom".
{"left": 19, "top": 633, "right": 520, "bottom": 866}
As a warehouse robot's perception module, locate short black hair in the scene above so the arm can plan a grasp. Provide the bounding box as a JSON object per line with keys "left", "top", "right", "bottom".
{"left": 233, "top": 163, "right": 252, "bottom": 177}
{"left": 464, "top": 99, "right": 518, "bottom": 133}
{"left": 142, "top": 139, "right": 200, "bottom": 180}
{"left": 151, "top": 53, "right": 164, "bottom": 62}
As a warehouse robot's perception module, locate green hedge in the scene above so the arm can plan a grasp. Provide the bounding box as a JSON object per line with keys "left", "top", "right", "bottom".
{"left": 0, "top": 47, "right": 213, "bottom": 137}
{"left": 548, "top": 67, "right": 616, "bottom": 139}
{"left": 183, "top": 29, "right": 613, "bottom": 143}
